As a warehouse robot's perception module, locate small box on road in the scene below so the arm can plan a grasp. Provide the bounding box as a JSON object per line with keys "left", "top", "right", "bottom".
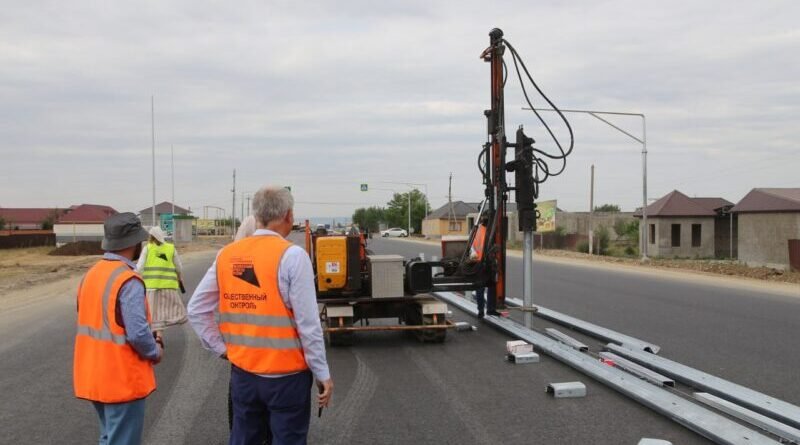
{"left": 546, "top": 381, "right": 587, "bottom": 398}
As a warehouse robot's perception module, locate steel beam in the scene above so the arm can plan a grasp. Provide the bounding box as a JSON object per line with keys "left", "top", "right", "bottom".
{"left": 545, "top": 328, "right": 589, "bottom": 352}
{"left": 694, "top": 392, "right": 800, "bottom": 444}
{"left": 606, "top": 343, "right": 800, "bottom": 430}
{"left": 506, "top": 297, "right": 660, "bottom": 353}
{"left": 599, "top": 351, "right": 675, "bottom": 387}
{"left": 436, "top": 292, "right": 779, "bottom": 445}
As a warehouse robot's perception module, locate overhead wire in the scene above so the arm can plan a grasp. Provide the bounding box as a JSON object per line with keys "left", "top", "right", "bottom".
{"left": 502, "top": 38, "right": 575, "bottom": 199}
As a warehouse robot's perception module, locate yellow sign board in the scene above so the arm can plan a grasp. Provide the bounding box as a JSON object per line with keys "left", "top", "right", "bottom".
{"left": 196, "top": 219, "right": 216, "bottom": 230}
{"left": 536, "top": 200, "right": 557, "bottom": 233}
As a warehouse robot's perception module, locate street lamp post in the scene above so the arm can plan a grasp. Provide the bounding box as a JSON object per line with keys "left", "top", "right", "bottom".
{"left": 523, "top": 107, "right": 649, "bottom": 261}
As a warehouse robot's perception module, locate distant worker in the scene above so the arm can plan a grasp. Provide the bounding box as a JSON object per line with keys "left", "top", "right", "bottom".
{"left": 136, "top": 226, "right": 187, "bottom": 341}
{"left": 74, "top": 213, "right": 163, "bottom": 445}
{"left": 188, "top": 186, "right": 333, "bottom": 445}
{"left": 470, "top": 216, "right": 489, "bottom": 318}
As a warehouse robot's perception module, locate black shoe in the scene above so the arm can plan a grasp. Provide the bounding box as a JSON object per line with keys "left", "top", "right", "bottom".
{"left": 477, "top": 311, "right": 485, "bottom": 319}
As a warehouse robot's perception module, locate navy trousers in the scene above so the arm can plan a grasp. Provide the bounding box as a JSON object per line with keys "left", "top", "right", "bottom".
{"left": 229, "top": 365, "right": 313, "bottom": 445}
{"left": 475, "top": 287, "right": 486, "bottom": 315}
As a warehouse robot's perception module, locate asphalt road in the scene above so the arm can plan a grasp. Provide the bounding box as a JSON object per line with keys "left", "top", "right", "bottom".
{"left": 1, "top": 236, "right": 797, "bottom": 444}
{"left": 369, "top": 237, "right": 800, "bottom": 407}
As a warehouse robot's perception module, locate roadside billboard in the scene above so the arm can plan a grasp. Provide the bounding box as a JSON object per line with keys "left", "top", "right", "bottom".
{"left": 536, "top": 200, "right": 557, "bottom": 233}
{"left": 196, "top": 219, "right": 216, "bottom": 231}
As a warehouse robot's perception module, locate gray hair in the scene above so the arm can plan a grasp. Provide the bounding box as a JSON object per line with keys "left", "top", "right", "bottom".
{"left": 252, "top": 186, "right": 294, "bottom": 225}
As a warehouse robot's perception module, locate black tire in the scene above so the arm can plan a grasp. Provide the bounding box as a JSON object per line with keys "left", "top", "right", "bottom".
{"left": 326, "top": 317, "right": 354, "bottom": 346}
{"left": 406, "top": 306, "right": 446, "bottom": 343}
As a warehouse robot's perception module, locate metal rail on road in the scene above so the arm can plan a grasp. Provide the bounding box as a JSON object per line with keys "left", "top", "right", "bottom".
{"left": 506, "top": 297, "right": 661, "bottom": 353}
{"left": 693, "top": 392, "right": 800, "bottom": 444}
{"left": 599, "top": 351, "right": 675, "bottom": 388}
{"left": 436, "top": 292, "right": 779, "bottom": 445}
{"left": 544, "top": 328, "right": 589, "bottom": 352}
{"left": 606, "top": 343, "right": 800, "bottom": 430}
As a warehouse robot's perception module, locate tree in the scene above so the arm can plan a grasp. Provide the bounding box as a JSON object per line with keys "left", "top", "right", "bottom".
{"left": 0, "top": 217, "right": 5, "bottom": 230}
{"left": 385, "top": 189, "right": 430, "bottom": 234}
{"left": 41, "top": 210, "right": 59, "bottom": 230}
{"left": 594, "top": 225, "right": 610, "bottom": 255}
{"left": 594, "top": 204, "right": 621, "bottom": 213}
{"left": 352, "top": 206, "right": 387, "bottom": 232}
{"left": 613, "top": 219, "right": 639, "bottom": 241}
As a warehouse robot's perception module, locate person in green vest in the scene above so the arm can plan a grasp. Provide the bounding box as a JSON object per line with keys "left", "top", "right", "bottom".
{"left": 136, "top": 226, "right": 187, "bottom": 341}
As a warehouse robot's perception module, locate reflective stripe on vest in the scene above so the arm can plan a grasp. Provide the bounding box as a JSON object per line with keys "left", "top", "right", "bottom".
{"left": 142, "top": 242, "right": 178, "bottom": 289}
{"left": 222, "top": 333, "right": 303, "bottom": 349}
{"left": 77, "top": 323, "right": 127, "bottom": 345}
{"left": 217, "top": 235, "right": 309, "bottom": 375}
{"left": 74, "top": 260, "right": 156, "bottom": 403}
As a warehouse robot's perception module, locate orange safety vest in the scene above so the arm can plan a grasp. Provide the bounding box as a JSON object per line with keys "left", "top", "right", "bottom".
{"left": 74, "top": 259, "right": 156, "bottom": 403}
{"left": 471, "top": 225, "right": 487, "bottom": 260}
{"left": 217, "top": 235, "right": 309, "bottom": 375}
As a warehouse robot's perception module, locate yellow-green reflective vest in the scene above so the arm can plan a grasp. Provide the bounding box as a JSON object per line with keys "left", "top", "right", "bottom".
{"left": 142, "top": 242, "right": 178, "bottom": 290}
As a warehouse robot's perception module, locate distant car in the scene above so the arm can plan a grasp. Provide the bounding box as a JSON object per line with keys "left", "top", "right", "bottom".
{"left": 381, "top": 228, "right": 408, "bottom": 237}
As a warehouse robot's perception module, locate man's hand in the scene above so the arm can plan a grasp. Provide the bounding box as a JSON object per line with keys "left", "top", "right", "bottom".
{"left": 152, "top": 344, "right": 164, "bottom": 365}
{"left": 317, "top": 379, "right": 334, "bottom": 408}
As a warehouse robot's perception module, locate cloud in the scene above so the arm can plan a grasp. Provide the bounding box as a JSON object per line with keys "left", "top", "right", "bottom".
{"left": 0, "top": 0, "right": 798, "bottom": 218}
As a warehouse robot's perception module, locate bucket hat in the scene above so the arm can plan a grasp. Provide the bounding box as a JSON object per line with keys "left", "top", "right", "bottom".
{"left": 101, "top": 212, "right": 149, "bottom": 251}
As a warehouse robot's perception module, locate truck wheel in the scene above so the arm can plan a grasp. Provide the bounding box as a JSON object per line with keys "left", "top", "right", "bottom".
{"left": 326, "top": 316, "right": 354, "bottom": 346}
{"left": 406, "top": 306, "right": 446, "bottom": 343}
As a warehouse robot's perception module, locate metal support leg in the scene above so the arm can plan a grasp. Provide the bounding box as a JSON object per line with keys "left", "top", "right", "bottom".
{"left": 523, "top": 230, "right": 533, "bottom": 329}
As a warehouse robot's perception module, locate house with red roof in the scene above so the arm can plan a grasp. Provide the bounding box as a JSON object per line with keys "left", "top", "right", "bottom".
{"left": 635, "top": 190, "right": 734, "bottom": 258}
{"left": 53, "top": 204, "right": 118, "bottom": 245}
{"left": 732, "top": 188, "right": 800, "bottom": 270}
{"left": 0, "top": 208, "right": 66, "bottom": 230}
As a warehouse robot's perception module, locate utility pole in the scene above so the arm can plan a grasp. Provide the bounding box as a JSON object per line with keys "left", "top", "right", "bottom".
{"left": 246, "top": 195, "right": 251, "bottom": 218}
{"left": 151, "top": 95, "right": 156, "bottom": 227}
{"left": 231, "top": 169, "right": 236, "bottom": 239}
{"left": 408, "top": 191, "right": 412, "bottom": 235}
{"left": 589, "top": 164, "right": 595, "bottom": 255}
{"left": 729, "top": 210, "right": 734, "bottom": 259}
{"left": 447, "top": 173, "right": 456, "bottom": 232}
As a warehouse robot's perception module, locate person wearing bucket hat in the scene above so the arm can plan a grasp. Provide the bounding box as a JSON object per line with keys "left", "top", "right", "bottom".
{"left": 74, "top": 212, "right": 163, "bottom": 445}
{"left": 136, "top": 226, "right": 187, "bottom": 341}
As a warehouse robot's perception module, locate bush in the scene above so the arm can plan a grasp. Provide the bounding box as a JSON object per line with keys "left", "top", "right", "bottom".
{"left": 576, "top": 241, "right": 589, "bottom": 253}
{"left": 625, "top": 246, "right": 636, "bottom": 256}
{"left": 594, "top": 225, "right": 610, "bottom": 255}
{"left": 553, "top": 225, "right": 567, "bottom": 249}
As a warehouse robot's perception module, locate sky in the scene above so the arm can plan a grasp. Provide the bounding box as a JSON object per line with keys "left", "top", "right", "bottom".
{"left": 1, "top": 0, "right": 798, "bottom": 220}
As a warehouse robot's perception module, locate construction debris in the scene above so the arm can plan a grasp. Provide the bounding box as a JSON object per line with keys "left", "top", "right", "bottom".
{"left": 506, "top": 340, "right": 533, "bottom": 355}
{"left": 453, "top": 321, "right": 476, "bottom": 332}
{"left": 546, "top": 382, "right": 587, "bottom": 398}
{"left": 637, "top": 439, "right": 672, "bottom": 445}
{"left": 507, "top": 352, "right": 539, "bottom": 364}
